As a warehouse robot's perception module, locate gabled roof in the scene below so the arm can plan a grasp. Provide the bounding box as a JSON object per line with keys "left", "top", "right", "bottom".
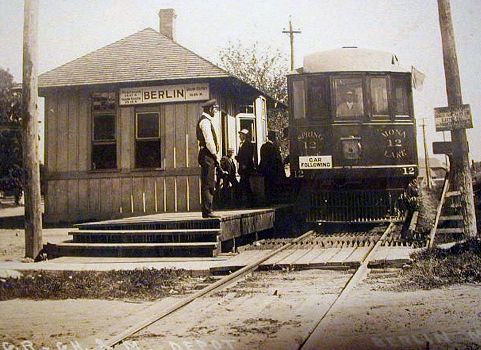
{"left": 38, "top": 28, "right": 230, "bottom": 88}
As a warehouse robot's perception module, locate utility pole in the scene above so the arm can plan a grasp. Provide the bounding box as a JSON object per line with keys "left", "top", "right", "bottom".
{"left": 282, "top": 17, "right": 301, "bottom": 71}
{"left": 22, "top": 0, "right": 43, "bottom": 259}
{"left": 437, "top": 0, "right": 477, "bottom": 236}
{"left": 421, "top": 119, "right": 432, "bottom": 190}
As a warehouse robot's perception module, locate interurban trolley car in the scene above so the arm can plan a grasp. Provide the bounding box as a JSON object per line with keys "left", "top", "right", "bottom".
{"left": 287, "top": 47, "right": 419, "bottom": 222}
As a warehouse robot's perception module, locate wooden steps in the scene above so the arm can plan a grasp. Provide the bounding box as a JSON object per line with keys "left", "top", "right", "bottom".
{"left": 44, "top": 206, "right": 294, "bottom": 258}
{"left": 46, "top": 241, "right": 218, "bottom": 258}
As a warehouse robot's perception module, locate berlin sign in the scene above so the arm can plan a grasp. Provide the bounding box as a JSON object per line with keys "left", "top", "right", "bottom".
{"left": 434, "top": 104, "right": 473, "bottom": 132}
{"left": 119, "top": 83, "right": 209, "bottom": 106}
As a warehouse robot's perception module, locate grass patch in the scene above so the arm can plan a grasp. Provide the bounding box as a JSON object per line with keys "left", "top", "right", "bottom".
{"left": 0, "top": 268, "right": 198, "bottom": 301}
{"left": 399, "top": 239, "right": 481, "bottom": 289}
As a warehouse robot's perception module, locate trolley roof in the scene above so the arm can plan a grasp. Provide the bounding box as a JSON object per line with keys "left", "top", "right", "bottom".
{"left": 300, "top": 47, "right": 410, "bottom": 74}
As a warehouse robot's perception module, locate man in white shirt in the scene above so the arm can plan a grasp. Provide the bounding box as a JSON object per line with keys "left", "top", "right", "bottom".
{"left": 196, "top": 99, "right": 221, "bottom": 218}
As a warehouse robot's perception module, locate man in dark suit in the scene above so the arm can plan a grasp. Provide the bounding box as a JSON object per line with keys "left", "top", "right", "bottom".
{"left": 259, "top": 131, "right": 285, "bottom": 203}
{"left": 219, "top": 148, "right": 239, "bottom": 207}
{"left": 236, "top": 129, "right": 256, "bottom": 207}
{"left": 196, "top": 99, "right": 220, "bottom": 218}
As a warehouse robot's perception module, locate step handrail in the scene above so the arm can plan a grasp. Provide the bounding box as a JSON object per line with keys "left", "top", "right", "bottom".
{"left": 428, "top": 176, "right": 450, "bottom": 248}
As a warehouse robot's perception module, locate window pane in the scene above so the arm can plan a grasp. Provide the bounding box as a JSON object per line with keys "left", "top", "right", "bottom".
{"left": 334, "top": 78, "right": 364, "bottom": 119}
{"left": 392, "top": 78, "right": 409, "bottom": 115}
{"left": 136, "top": 140, "right": 161, "bottom": 168}
{"left": 93, "top": 115, "right": 115, "bottom": 141}
{"left": 292, "top": 80, "right": 306, "bottom": 119}
{"left": 370, "top": 77, "right": 388, "bottom": 115}
{"left": 137, "top": 113, "right": 159, "bottom": 138}
{"left": 307, "top": 77, "right": 330, "bottom": 118}
{"left": 92, "top": 92, "right": 116, "bottom": 112}
{"left": 92, "top": 144, "right": 116, "bottom": 170}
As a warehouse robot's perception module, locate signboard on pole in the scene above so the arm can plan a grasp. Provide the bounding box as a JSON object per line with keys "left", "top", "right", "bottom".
{"left": 434, "top": 104, "right": 473, "bottom": 131}
{"left": 119, "top": 83, "right": 209, "bottom": 106}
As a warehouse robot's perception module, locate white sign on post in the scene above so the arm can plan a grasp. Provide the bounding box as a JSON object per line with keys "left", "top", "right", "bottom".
{"left": 434, "top": 104, "right": 473, "bottom": 131}
{"left": 299, "top": 155, "right": 333, "bottom": 169}
{"left": 119, "top": 83, "right": 209, "bottom": 106}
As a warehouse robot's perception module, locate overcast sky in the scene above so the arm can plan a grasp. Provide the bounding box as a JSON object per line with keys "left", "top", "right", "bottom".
{"left": 1, "top": 0, "right": 480, "bottom": 161}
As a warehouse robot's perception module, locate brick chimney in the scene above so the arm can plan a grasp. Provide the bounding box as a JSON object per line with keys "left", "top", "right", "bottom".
{"left": 158, "top": 9, "right": 176, "bottom": 41}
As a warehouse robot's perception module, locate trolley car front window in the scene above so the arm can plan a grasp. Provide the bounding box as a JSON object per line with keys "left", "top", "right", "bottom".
{"left": 334, "top": 78, "right": 364, "bottom": 119}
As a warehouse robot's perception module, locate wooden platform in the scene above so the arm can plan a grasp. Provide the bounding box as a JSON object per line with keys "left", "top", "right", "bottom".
{"left": 45, "top": 205, "right": 294, "bottom": 258}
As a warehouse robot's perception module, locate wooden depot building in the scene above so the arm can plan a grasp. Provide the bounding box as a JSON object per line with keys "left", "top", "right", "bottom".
{"left": 39, "top": 9, "right": 270, "bottom": 223}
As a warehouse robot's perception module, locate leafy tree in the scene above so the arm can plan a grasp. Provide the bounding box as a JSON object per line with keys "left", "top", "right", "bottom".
{"left": 0, "top": 68, "right": 23, "bottom": 203}
{"left": 217, "top": 42, "right": 289, "bottom": 157}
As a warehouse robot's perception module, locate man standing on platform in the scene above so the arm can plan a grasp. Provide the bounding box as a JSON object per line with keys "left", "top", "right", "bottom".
{"left": 236, "top": 129, "right": 256, "bottom": 207}
{"left": 197, "top": 99, "right": 220, "bottom": 218}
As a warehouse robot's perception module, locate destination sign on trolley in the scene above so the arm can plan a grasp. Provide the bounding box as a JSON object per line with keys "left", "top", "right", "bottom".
{"left": 119, "top": 83, "right": 209, "bottom": 106}
{"left": 434, "top": 104, "right": 473, "bottom": 131}
{"left": 299, "top": 155, "right": 332, "bottom": 169}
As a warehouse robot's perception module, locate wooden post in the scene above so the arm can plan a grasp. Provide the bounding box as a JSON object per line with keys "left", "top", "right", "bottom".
{"left": 282, "top": 17, "right": 301, "bottom": 71}
{"left": 22, "top": 0, "right": 43, "bottom": 259}
{"left": 421, "top": 119, "right": 432, "bottom": 189}
{"left": 437, "top": 0, "right": 477, "bottom": 236}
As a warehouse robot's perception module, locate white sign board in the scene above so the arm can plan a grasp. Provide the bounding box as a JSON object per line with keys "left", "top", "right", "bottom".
{"left": 299, "top": 155, "right": 333, "bottom": 169}
{"left": 119, "top": 83, "right": 209, "bottom": 106}
{"left": 434, "top": 104, "right": 473, "bottom": 131}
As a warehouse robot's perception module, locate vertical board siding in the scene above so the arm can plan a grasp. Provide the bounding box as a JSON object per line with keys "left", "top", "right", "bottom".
{"left": 67, "top": 180, "right": 79, "bottom": 221}
{"left": 45, "top": 95, "right": 57, "bottom": 172}
{"left": 144, "top": 177, "right": 156, "bottom": 213}
{"left": 175, "top": 104, "right": 187, "bottom": 168}
{"left": 56, "top": 180, "right": 69, "bottom": 219}
{"left": 46, "top": 180, "right": 56, "bottom": 216}
{"left": 88, "top": 179, "right": 101, "bottom": 215}
{"left": 187, "top": 103, "right": 199, "bottom": 168}
{"left": 56, "top": 92, "right": 69, "bottom": 172}
{"left": 121, "top": 177, "right": 132, "bottom": 214}
{"left": 100, "top": 178, "right": 113, "bottom": 215}
{"left": 111, "top": 178, "right": 121, "bottom": 216}
{"left": 67, "top": 92, "right": 79, "bottom": 172}
{"left": 78, "top": 179, "right": 89, "bottom": 218}
{"left": 120, "top": 107, "right": 133, "bottom": 170}
{"left": 78, "top": 91, "right": 89, "bottom": 171}
{"left": 188, "top": 175, "right": 201, "bottom": 211}
{"left": 164, "top": 104, "right": 175, "bottom": 169}
{"left": 132, "top": 177, "right": 144, "bottom": 214}
{"left": 176, "top": 176, "right": 188, "bottom": 212}
{"left": 165, "top": 176, "right": 176, "bottom": 212}
{"left": 155, "top": 177, "right": 165, "bottom": 213}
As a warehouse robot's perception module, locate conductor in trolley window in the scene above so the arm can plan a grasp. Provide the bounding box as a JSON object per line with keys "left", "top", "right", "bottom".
{"left": 196, "top": 99, "right": 221, "bottom": 218}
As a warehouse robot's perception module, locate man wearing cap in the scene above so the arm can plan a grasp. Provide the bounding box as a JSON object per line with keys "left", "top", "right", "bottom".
{"left": 259, "top": 131, "right": 285, "bottom": 203}
{"left": 236, "top": 129, "right": 256, "bottom": 207}
{"left": 336, "top": 90, "right": 363, "bottom": 118}
{"left": 196, "top": 99, "right": 220, "bottom": 218}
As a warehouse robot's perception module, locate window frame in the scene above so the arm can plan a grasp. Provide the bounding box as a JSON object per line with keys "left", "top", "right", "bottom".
{"left": 134, "top": 111, "right": 161, "bottom": 169}
{"left": 391, "top": 74, "right": 412, "bottom": 119}
{"left": 90, "top": 92, "right": 118, "bottom": 171}
{"left": 368, "top": 75, "right": 391, "bottom": 121}
{"left": 306, "top": 74, "right": 331, "bottom": 120}
{"left": 331, "top": 75, "right": 366, "bottom": 122}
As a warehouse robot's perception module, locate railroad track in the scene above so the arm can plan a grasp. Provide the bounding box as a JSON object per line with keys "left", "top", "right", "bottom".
{"left": 99, "top": 222, "right": 397, "bottom": 349}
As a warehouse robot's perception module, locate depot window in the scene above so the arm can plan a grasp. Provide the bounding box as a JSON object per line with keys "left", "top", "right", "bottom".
{"left": 333, "top": 78, "right": 364, "bottom": 119}
{"left": 135, "top": 112, "right": 161, "bottom": 168}
{"left": 91, "top": 92, "right": 117, "bottom": 170}
{"left": 306, "top": 76, "right": 330, "bottom": 119}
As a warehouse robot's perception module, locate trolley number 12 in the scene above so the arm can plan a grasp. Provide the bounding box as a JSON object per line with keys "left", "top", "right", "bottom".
{"left": 401, "top": 167, "right": 416, "bottom": 175}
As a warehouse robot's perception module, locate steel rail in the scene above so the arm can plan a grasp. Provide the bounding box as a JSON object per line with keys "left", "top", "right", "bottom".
{"left": 298, "top": 222, "right": 395, "bottom": 350}
{"left": 102, "top": 229, "right": 316, "bottom": 348}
